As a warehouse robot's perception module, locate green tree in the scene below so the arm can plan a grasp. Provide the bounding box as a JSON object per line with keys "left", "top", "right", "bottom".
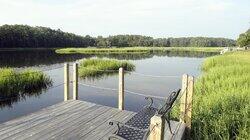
{"left": 0, "top": 24, "right": 236, "bottom": 48}
{"left": 237, "top": 29, "right": 250, "bottom": 47}
{"left": 0, "top": 24, "right": 96, "bottom": 48}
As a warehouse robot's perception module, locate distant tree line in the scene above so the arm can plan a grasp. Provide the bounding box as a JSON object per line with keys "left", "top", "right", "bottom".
{"left": 103, "top": 36, "right": 235, "bottom": 47}
{"left": 0, "top": 25, "right": 95, "bottom": 48}
{"left": 0, "top": 24, "right": 236, "bottom": 48}
{"left": 237, "top": 28, "right": 250, "bottom": 47}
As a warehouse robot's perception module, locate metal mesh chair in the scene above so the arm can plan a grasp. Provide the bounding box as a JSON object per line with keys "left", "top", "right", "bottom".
{"left": 109, "top": 89, "right": 181, "bottom": 140}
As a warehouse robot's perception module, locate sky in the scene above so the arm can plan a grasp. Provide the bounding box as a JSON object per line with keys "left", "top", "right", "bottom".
{"left": 0, "top": 0, "right": 249, "bottom": 39}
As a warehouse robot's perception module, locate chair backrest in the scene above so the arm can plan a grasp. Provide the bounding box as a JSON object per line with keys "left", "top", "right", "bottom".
{"left": 157, "top": 89, "right": 181, "bottom": 115}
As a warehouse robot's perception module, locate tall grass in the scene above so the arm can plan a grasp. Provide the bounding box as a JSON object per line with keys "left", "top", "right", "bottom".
{"left": 184, "top": 51, "right": 250, "bottom": 139}
{"left": 0, "top": 68, "right": 52, "bottom": 99}
{"left": 56, "top": 47, "right": 223, "bottom": 54}
{"left": 78, "top": 59, "right": 135, "bottom": 78}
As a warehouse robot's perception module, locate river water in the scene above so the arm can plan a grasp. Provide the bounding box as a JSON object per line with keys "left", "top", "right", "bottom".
{"left": 0, "top": 49, "right": 217, "bottom": 123}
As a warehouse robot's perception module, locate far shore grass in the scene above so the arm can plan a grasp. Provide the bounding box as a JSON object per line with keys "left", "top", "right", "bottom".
{"left": 0, "top": 68, "right": 52, "bottom": 99}
{"left": 55, "top": 47, "right": 224, "bottom": 54}
{"left": 172, "top": 51, "right": 250, "bottom": 139}
{"left": 78, "top": 59, "right": 135, "bottom": 78}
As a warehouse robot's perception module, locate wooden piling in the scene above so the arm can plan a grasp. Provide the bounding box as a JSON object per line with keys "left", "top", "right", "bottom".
{"left": 64, "top": 63, "right": 69, "bottom": 101}
{"left": 149, "top": 115, "right": 165, "bottom": 140}
{"left": 186, "top": 76, "right": 194, "bottom": 129}
{"left": 180, "top": 74, "right": 188, "bottom": 123}
{"left": 179, "top": 74, "right": 194, "bottom": 138}
{"left": 73, "top": 63, "right": 78, "bottom": 100}
{"left": 118, "top": 67, "right": 124, "bottom": 110}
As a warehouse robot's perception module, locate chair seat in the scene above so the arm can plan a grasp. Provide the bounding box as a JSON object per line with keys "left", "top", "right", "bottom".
{"left": 114, "top": 126, "right": 146, "bottom": 140}
{"left": 125, "top": 107, "right": 158, "bottom": 129}
{"left": 112, "top": 107, "right": 158, "bottom": 140}
{"left": 109, "top": 89, "right": 181, "bottom": 140}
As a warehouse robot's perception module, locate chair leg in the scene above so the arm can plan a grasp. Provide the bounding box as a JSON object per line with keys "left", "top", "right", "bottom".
{"left": 166, "top": 113, "right": 173, "bottom": 134}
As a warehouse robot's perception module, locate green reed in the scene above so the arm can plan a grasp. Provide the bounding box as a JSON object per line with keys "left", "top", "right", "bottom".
{"left": 172, "top": 51, "right": 250, "bottom": 139}
{"left": 0, "top": 68, "right": 52, "bottom": 99}
{"left": 56, "top": 47, "right": 223, "bottom": 54}
{"left": 78, "top": 59, "right": 135, "bottom": 78}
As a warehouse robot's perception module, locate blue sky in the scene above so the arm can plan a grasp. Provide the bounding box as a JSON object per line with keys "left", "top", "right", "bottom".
{"left": 0, "top": 0, "right": 249, "bottom": 39}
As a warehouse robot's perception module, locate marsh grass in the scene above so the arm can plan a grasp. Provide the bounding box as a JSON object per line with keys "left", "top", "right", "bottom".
{"left": 78, "top": 59, "right": 135, "bottom": 78}
{"left": 0, "top": 68, "right": 52, "bottom": 101}
{"left": 172, "top": 51, "right": 250, "bottom": 139}
{"left": 56, "top": 47, "right": 223, "bottom": 54}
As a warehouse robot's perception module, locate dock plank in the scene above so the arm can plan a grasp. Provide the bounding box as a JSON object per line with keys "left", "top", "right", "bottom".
{"left": 0, "top": 100, "right": 75, "bottom": 129}
{"left": 90, "top": 111, "right": 136, "bottom": 140}
{"left": 24, "top": 105, "right": 101, "bottom": 140}
{"left": 0, "top": 100, "right": 186, "bottom": 140}
{"left": 7, "top": 102, "right": 95, "bottom": 140}
{"left": 59, "top": 106, "right": 120, "bottom": 139}
{"left": 0, "top": 100, "right": 81, "bottom": 138}
{"left": 36, "top": 105, "right": 109, "bottom": 140}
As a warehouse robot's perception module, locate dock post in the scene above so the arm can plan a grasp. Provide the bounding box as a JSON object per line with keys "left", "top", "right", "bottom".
{"left": 186, "top": 75, "right": 194, "bottom": 136}
{"left": 73, "top": 63, "right": 78, "bottom": 100}
{"left": 180, "top": 74, "right": 194, "bottom": 138}
{"left": 118, "top": 67, "right": 124, "bottom": 110}
{"left": 149, "top": 115, "right": 165, "bottom": 140}
{"left": 180, "top": 74, "right": 188, "bottom": 123}
{"left": 64, "top": 63, "right": 69, "bottom": 101}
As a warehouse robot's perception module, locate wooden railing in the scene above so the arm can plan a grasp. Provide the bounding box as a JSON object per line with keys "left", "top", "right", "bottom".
{"left": 63, "top": 63, "right": 194, "bottom": 140}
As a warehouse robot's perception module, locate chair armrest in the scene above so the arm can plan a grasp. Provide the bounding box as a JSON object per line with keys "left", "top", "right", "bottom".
{"left": 144, "top": 97, "right": 154, "bottom": 108}
{"left": 157, "top": 89, "right": 181, "bottom": 115}
{"left": 143, "top": 97, "right": 163, "bottom": 109}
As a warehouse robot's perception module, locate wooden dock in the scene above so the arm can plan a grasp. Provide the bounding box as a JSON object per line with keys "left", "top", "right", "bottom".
{"left": 0, "top": 65, "right": 193, "bottom": 140}
{"left": 0, "top": 100, "right": 186, "bottom": 140}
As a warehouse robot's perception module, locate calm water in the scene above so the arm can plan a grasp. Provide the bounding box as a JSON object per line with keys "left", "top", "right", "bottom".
{"left": 0, "top": 50, "right": 217, "bottom": 123}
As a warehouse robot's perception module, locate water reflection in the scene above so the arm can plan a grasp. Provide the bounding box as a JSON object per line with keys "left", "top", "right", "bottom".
{"left": 0, "top": 83, "right": 52, "bottom": 108}
{"left": 96, "top": 51, "right": 218, "bottom": 60}
{"left": 0, "top": 49, "right": 218, "bottom": 68}
{"left": 0, "top": 50, "right": 92, "bottom": 67}
{"left": 0, "top": 49, "right": 218, "bottom": 122}
{"left": 0, "top": 50, "right": 217, "bottom": 108}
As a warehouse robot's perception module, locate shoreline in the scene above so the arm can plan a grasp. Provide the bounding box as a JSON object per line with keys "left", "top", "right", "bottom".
{"left": 55, "top": 47, "right": 224, "bottom": 54}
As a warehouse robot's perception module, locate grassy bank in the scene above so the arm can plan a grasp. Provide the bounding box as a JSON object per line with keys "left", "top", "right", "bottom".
{"left": 78, "top": 59, "right": 135, "bottom": 78}
{"left": 56, "top": 47, "right": 223, "bottom": 54}
{"left": 176, "top": 51, "right": 250, "bottom": 139}
{"left": 0, "top": 68, "right": 52, "bottom": 99}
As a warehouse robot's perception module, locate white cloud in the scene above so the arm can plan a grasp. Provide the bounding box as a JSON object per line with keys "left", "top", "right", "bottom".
{"left": 0, "top": 0, "right": 249, "bottom": 39}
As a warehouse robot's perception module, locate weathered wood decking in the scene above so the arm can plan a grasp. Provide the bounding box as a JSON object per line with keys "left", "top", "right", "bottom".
{"left": 0, "top": 100, "right": 185, "bottom": 140}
